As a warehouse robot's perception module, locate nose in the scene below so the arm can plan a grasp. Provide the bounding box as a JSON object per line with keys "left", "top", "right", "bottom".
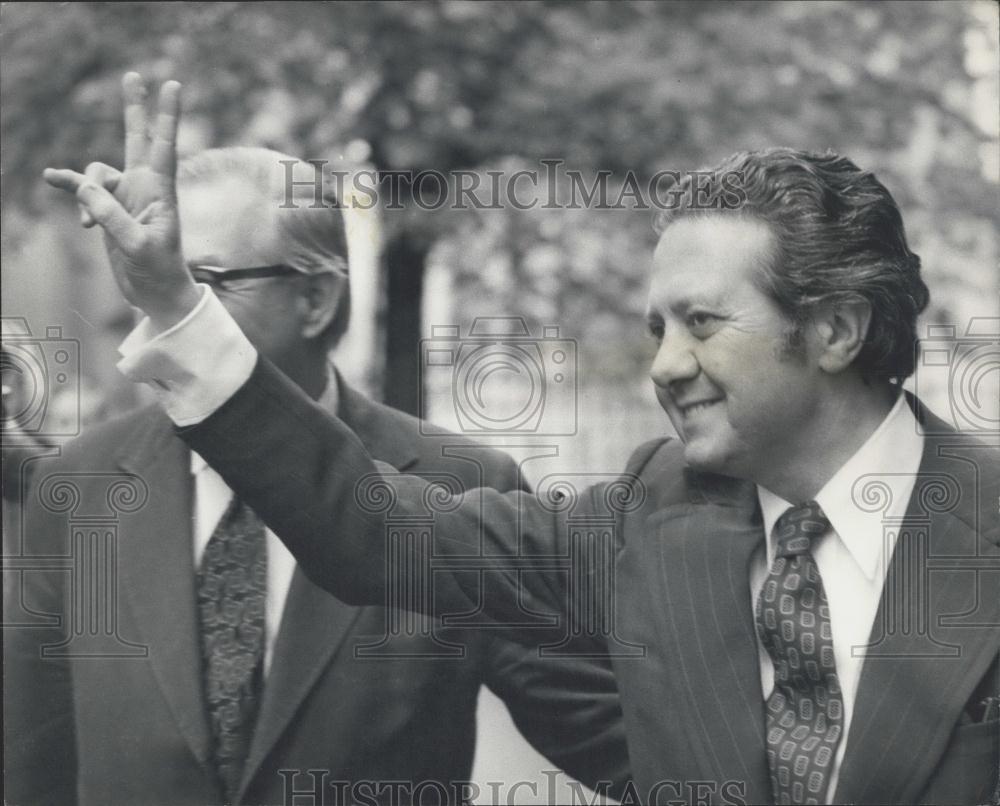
{"left": 649, "top": 326, "right": 699, "bottom": 391}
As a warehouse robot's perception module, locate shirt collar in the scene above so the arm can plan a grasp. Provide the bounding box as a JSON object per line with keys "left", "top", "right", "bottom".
{"left": 757, "top": 392, "right": 924, "bottom": 581}
{"left": 191, "top": 362, "right": 338, "bottom": 476}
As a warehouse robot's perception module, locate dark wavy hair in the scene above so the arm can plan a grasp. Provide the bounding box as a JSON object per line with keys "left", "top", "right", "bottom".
{"left": 654, "top": 148, "right": 929, "bottom": 383}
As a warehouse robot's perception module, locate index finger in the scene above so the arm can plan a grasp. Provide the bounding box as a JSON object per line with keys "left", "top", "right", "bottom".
{"left": 148, "top": 80, "right": 182, "bottom": 179}
{"left": 122, "top": 72, "right": 148, "bottom": 169}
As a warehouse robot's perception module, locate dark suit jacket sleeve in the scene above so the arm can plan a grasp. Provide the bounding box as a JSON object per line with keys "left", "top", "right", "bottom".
{"left": 482, "top": 638, "right": 631, "bottom": 796}
{"left": 181, "top": 356, "right": 599, "bottom": 631}
{"left": 460, "top": 439, "right": 632, "bottom": 795}
{"left": 179, "top": 356, "right": 565, "bottom": 619}
{"left": 4, "top": 458, "right": 79, "bottom": 806}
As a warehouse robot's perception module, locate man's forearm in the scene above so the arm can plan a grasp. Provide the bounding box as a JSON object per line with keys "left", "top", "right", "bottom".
{"left": 116, "top": 285, "right": 567, "bottom": 621}
{"left": 180, "top": 354, "right": 394, "bottom": 604}
{"left": 178, "top": 355, "right": 570, "bottom": 624}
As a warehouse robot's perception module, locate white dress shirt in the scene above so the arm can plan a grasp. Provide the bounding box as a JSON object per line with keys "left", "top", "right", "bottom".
{"left": 752, "top": 391, "right": 924, "bottom": 800}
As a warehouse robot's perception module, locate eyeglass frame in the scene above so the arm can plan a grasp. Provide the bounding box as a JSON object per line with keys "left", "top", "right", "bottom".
{"left": 187, "top": 264, "right": 307, "bottom": 288}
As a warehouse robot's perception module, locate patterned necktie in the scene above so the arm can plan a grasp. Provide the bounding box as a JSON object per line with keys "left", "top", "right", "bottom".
{"left": 196, "top": 496, "right": 268, "bottom": 802}
{"left": 755, "top": 501, "right": 843, "bottom": 805}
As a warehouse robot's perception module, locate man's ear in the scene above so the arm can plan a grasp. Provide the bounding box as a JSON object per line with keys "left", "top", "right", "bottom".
{"left": 299, "top": 272, "right": 347, "bottom": 340}
{"left": 810, "top": 299, "right": 872, "bottom": 374}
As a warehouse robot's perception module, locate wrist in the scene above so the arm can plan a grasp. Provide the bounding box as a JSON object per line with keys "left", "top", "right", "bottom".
{"left": 146, "top": 281, "right": 203, "bottom": 332}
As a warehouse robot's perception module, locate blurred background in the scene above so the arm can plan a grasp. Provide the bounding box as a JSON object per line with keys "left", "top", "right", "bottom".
{"left": 2, "top": 1, "right": 998, "bottom": 800}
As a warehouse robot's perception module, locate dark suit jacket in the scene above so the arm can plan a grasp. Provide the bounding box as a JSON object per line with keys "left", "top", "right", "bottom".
{"left": 174, "top": 358, "right": 999, "bottom": 805}
{"left": 4, "top": 377, "right": 629, "bottom": 806}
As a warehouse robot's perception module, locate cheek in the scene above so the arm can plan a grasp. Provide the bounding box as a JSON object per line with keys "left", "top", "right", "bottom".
{"left": 218, "top": 296, "right": 251, "bottom": 330}
{"left": 709, "top": 331, "right": 783, "bottom": 384}
{"left": 219, "top": 295, "right": 284, "bottom": 349}
{"left": 698, "top": 339, "right": 788, "bottom": 425}
{"left": 220, "top": 299, "right": 261, "bottom": 338}
{"left": 695, "top": 340, "right": 747, "bottom": 398}
{"left": 732, "top": 360, "right": 814, "bottom": 433}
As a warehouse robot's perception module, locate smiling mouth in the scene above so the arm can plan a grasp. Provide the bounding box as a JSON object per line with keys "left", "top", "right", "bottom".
{"left": 678, "top": 399, "right": 722, "bottom": 417}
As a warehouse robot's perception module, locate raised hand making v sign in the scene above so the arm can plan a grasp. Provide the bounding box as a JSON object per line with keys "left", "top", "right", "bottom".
{"left": 44, "top": 73, "right": 200, "bottom": 330}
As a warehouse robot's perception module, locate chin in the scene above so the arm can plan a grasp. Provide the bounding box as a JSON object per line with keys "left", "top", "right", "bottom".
{"left": 681, "top": 439, "right": 727, "bottom": 474}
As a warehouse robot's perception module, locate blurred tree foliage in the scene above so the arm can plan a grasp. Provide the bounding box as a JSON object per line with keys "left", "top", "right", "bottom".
{"left": 2, "top": 1, "right": 996, "bottom": 406}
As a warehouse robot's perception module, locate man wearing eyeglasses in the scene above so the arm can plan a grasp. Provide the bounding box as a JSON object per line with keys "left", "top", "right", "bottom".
{"left": 6, "top": 140, "right": 629, "bottom": 805}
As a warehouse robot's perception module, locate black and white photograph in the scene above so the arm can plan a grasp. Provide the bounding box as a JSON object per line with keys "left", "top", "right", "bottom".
{"left": 2, "top": 2, "right": 998, "bottom": 805}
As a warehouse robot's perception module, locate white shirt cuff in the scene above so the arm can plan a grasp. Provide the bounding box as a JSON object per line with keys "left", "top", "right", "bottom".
{"left": 117, "top": 286, "right": 258, "bottom": 426}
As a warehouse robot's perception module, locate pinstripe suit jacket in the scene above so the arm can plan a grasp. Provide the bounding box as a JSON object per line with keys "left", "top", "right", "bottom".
{"left": 181, "top": 357, "right": 999, "bottom": 805}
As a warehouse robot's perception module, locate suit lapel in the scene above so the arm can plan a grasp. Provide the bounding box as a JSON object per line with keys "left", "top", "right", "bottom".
{"left": 650, "top": 472, "right": 773, "bottom": 804}
{"left": 835, "top": 409, "right": 1000, "bottom": 804}
{"left": 238, "top": 571, "right": 366, "bottom": 798}
{"left": 116, "top": 410, "right": 213, "bottom": 766}
{"left": 238, "top": 374, "right": 419, "bottom": 795}
{"left": 334, "top": 375, "right": 421, "bottom": 472}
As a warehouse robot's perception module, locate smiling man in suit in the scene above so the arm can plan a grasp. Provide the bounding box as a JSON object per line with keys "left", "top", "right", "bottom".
{"left": 7, "top": 140, "right": 629, "bottom": 806}
{"left": 45, "top": 74, "right": 998, "bottom": 805}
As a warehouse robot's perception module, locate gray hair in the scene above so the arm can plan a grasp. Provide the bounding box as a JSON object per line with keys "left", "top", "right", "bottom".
{"left": 178, "top": 147, "right": 351, "bottom": 343}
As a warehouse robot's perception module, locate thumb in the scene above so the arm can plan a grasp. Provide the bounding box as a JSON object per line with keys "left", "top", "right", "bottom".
{"left": 81, "top": 163, "right": 122, "bottom": 228}
{"left": 76, "top": 181, "right": 142, "bottom": 254}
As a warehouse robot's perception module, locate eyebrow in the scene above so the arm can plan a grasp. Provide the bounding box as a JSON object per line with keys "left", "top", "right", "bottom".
{"left": 652, "top": 290, "right": 728, "bottom": 319}
{"left": 647, "top": 295, "right": 696, "bottom": 319}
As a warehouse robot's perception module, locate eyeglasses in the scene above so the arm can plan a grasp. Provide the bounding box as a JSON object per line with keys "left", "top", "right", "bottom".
{"left": 188, "top": 264, "right": 304, "bottom": 289}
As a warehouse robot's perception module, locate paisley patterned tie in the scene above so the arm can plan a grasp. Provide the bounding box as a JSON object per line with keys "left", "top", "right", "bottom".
{"left": 196, "top": 496, "right": 267, "bottom": 802}
{"left": 755, "top": 501, "right": 843, "bottom": 805}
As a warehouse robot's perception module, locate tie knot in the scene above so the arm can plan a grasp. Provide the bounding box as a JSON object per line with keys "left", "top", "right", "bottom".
{"left": 773, "top": 500, "right": 829, "bottom": 558}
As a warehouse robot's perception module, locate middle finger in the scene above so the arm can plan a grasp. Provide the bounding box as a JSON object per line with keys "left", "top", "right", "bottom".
{"left": 122, "top": 72, "right": 148, "bottom": 169}
{"left": 149, "top": 80, "right": 182, "bottom": 180}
